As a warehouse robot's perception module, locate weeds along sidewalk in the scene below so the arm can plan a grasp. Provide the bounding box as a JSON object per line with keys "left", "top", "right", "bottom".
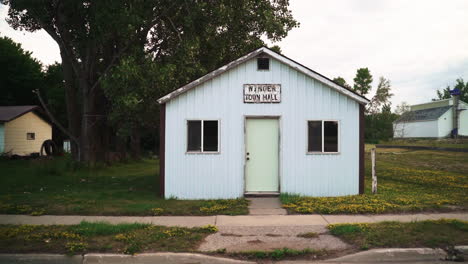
{"left": 0, "top": 212, "right": 467, "bottom": 226}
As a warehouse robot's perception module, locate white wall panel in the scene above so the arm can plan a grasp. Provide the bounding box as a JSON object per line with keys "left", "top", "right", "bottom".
{"left": 165, "top": 56, "right": 360, "bottom": 199}
{"left": 393, "top": 120, "right": 439, "bottom": 138}
{"left": 438, "top": 110, "right": 453, "bottom": 137}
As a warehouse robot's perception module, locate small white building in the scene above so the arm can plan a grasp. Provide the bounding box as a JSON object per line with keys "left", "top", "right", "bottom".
{"left": 157, "top": 47, "right": 369, "bottom": 199}
{"left": 393, "top": 99, "right": 468, "bottom": 138}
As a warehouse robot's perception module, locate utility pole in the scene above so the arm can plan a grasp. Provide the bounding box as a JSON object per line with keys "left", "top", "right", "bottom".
{"left": 450, "top": 88, "right": 461, "bottom": 139}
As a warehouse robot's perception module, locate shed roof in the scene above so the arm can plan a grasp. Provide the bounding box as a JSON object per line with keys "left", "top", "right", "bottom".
{"left": 0, "top": 105, "right": 40, "bottom": 122}
{"left": 157, "top": 47, "right": 370, "bottom": 105}
{"left": 396, "top": 106, "right": 452, "bottom": 123}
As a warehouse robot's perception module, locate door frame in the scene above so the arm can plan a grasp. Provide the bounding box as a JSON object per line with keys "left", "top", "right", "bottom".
{"left": 243, "top": 115, "right": 281, "bottom": 194}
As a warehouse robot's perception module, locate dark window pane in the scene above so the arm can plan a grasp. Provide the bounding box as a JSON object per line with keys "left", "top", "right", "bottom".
{"left": 308, "top": 121, "right": 322, "bottom": 152}
{"left": 203, "top": 121, "right": 218, "bottom": 151}
{"left": 324, "top": 121, "right": 338, "bottom": 152}
{"left": 257, "top": 58, "right": 270, "bottom": 70}
{"left": 187, "top": 121, "right": 201, "bottom": 151}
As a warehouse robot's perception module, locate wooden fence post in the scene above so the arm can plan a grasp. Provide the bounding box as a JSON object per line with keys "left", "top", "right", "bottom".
{"left": 372, "top": 148, "right": 377, "bottom": 194}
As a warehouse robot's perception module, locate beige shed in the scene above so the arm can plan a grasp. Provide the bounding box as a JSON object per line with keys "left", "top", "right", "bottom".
{"left": 0, "top": 106, "right": 52, "bottom": 155}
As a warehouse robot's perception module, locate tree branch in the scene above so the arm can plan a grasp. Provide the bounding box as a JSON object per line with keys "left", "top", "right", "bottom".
{"left": 33, "top": 89, "right": 80, "bottom": 149}
{"left": 89, "top": 45, "right": 129, "bottom": 95}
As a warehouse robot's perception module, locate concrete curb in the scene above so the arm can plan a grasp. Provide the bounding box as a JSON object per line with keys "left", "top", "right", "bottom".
{"left": 0, "top": 253, "right": 255, "bottom": 264}
{"left": 2, "top": 248, "right": 463, "bottom": 264}
{"left": 0, "top": 254, "right": 83, "bottom": 264}
{"left": 323, "top": 248, "right": 447, "bottom": 263}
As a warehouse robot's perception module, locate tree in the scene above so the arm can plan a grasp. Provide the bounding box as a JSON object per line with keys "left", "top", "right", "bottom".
{"left": 365, "top": 110, "right": 398, "bottom": 143}
{"left": 333, "top": 76, "right": 351, "bottom": 89}
{"left": 368, "top": 77, "right": 393, "bottom": 114}
{"left": 353, "top": 68, "right": 373, "bottom": 96}
{"left": 395, "top": 101, "right": 411, "bottom": 115}
{"left": 42, "top": 63, "right": 68, "bottom": 147}
{"left": 3, "top": 0, "right": 298, "bottom": 163}
{"left": 434, "top": 78, "right": 468, "bottom": 103}
{"left": 0, "top": 36, "right": 43, "bottom": 106}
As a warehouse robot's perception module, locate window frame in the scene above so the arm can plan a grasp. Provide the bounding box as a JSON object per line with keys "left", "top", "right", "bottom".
{"left": 306, "top": 120, "right": 340, "bottom": 154}
{"left": 26, "top": 132, "right": 35, "bottom": 140}
{"left": 186, "top": 119, "right": 220, "bottom": 154}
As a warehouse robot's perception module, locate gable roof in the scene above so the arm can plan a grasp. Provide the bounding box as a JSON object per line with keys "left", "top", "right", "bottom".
{"left": 0, "top": 105, "right": 40, "bottom": 122}
{"left": 395, "top": 106, "right": 452, "bottom": 123}
{"left": 157, "top": 47, "right": 370, "bottom": 105}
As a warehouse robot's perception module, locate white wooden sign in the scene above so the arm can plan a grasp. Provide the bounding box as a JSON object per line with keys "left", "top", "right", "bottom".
{"left": 243, "top": 84, "right": 281, "bottom": 103}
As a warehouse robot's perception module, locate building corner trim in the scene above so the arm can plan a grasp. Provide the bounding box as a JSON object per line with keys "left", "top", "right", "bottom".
{"left": 159, "top": 104, "right": 166, "bottom": 198}
{"left": 359, "top": 104, "right": 365, "bottom": 194}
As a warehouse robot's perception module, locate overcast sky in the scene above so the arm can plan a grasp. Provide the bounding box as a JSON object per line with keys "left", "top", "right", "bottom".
{"left": 1, "top": 0, "right": 467, "bottom": 107}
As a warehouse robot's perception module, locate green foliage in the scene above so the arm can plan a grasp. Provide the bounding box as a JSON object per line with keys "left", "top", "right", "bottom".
{"left": 328, "top": 219, "right": 468, "bottom": 249}
{"left": 353, "top": 68, "right": 373, "bottom": 96}
{"left": 395, "top": 101, "right": 411, "bottom": 115}
{"left": 3, "top": 0, "right": 298, "bottom": 162}
{"left": 368, "top": 77, "right": 393, "bottom": 114}
{"left": 0, "top": 157, "right": 249, "bottom": 216}
{"left": 0, "top": 222, "right": 215, "bottom": 254}
{"left": 0, "top": 36, "right": 43, "bottom": 106}
{"left": 365, "top": 111, "right": 399, "bottom": 143}
{"left": 380, "top": 138, "right": 468, "bottom": 149}
{"left": 328, "top": 224, "right": 367, "bottom": 236}
{"left": 297, "top": 232, "right": 318, "bottom": 238}
{"left": 282, "top": 148, "right": 468, "bottom": 214}
{"left": 199, "top": 199, "right": 249, "bottom": 215}
{"left": 434, "top": 78, "right": 468, "bottom": 102}
{"left": 232, "top": 248, "right": 321, "bottom": 260}
{"left": 279, "top": 193, "right": 302, "bottom": 204}
{"left": 332, "top": 76, "right": 351, "bottom": 89}
{"left": 69, "top": 221, "right": 150, "bottom": 237}
{"left": 42, "top": 63, "right": 68, "bottom": 141}
{"left": 65, "top": 242, "right": 88, "bottom": 255}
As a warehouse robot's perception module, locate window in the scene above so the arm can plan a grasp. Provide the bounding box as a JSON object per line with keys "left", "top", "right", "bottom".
{"left": 257, "top": 58, "right": 270, "bottom": 70}
{"left": 307, "top": 121, "right": 339, "bottom": 153}
{"left": 187, "top": 120, "right": 219, "bottom": 153}
{"left": 27, "top": 132, "right": 35, "bottom": 140}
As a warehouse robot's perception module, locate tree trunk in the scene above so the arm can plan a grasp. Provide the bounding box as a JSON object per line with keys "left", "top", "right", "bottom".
{"left": 61, "top": 52, "right": 81, "bottom": 160}
{"left": 130, "top": 126, "right": 141, "bottom": 159}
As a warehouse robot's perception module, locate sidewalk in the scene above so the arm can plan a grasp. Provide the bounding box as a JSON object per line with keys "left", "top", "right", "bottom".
{"left": 0, "top": 212, "right": 466, "bottom": 226}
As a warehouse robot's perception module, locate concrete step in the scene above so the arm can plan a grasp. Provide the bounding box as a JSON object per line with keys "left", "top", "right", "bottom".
{"left": 249, "top": 208, "right": 287, "bottom": 215}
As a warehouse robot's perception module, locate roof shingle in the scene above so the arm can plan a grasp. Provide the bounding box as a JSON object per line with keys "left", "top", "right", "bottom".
{"left": 396, "top": 106, "right": 452, "bottom": 122}
{"left": 0, "top": 105, "right": 39, "bottom": 122}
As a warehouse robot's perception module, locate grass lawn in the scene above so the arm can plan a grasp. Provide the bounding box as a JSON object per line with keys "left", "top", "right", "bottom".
{"left": 0, "top": 157, "right": 248, "bottom": 216}
{"left": 379, "top": 138, "right": 468, "bottom": 149}
{"left": 0, "top": 221, "right": 217, "bottom": 255}
{"left": 281, "top": 147, "right": 468, "bottom": 214}
{"left": 328, "top": 219, "right": 468, "bottom": 250}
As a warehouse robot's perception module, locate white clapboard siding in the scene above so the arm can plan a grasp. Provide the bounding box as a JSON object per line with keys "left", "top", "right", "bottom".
{"left": 165, "top": 56, "right": 360, "bottom": 199}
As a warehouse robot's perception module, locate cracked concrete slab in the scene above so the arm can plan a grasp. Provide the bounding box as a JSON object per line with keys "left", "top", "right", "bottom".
{"left": 198, "top": 225, "right": 348, "bottom": 252}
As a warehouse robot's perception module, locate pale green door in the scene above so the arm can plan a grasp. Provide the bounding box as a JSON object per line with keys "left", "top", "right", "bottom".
{"left": 245, "top": 118, "right": 279, "bottom": 192}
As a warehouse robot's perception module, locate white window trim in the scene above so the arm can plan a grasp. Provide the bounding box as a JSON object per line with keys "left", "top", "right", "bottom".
{"left": 306, "top": 120, "right": 340, "bottom": 155}
{"left": 186, "top": 119, "right": 220, "bottom": 154}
